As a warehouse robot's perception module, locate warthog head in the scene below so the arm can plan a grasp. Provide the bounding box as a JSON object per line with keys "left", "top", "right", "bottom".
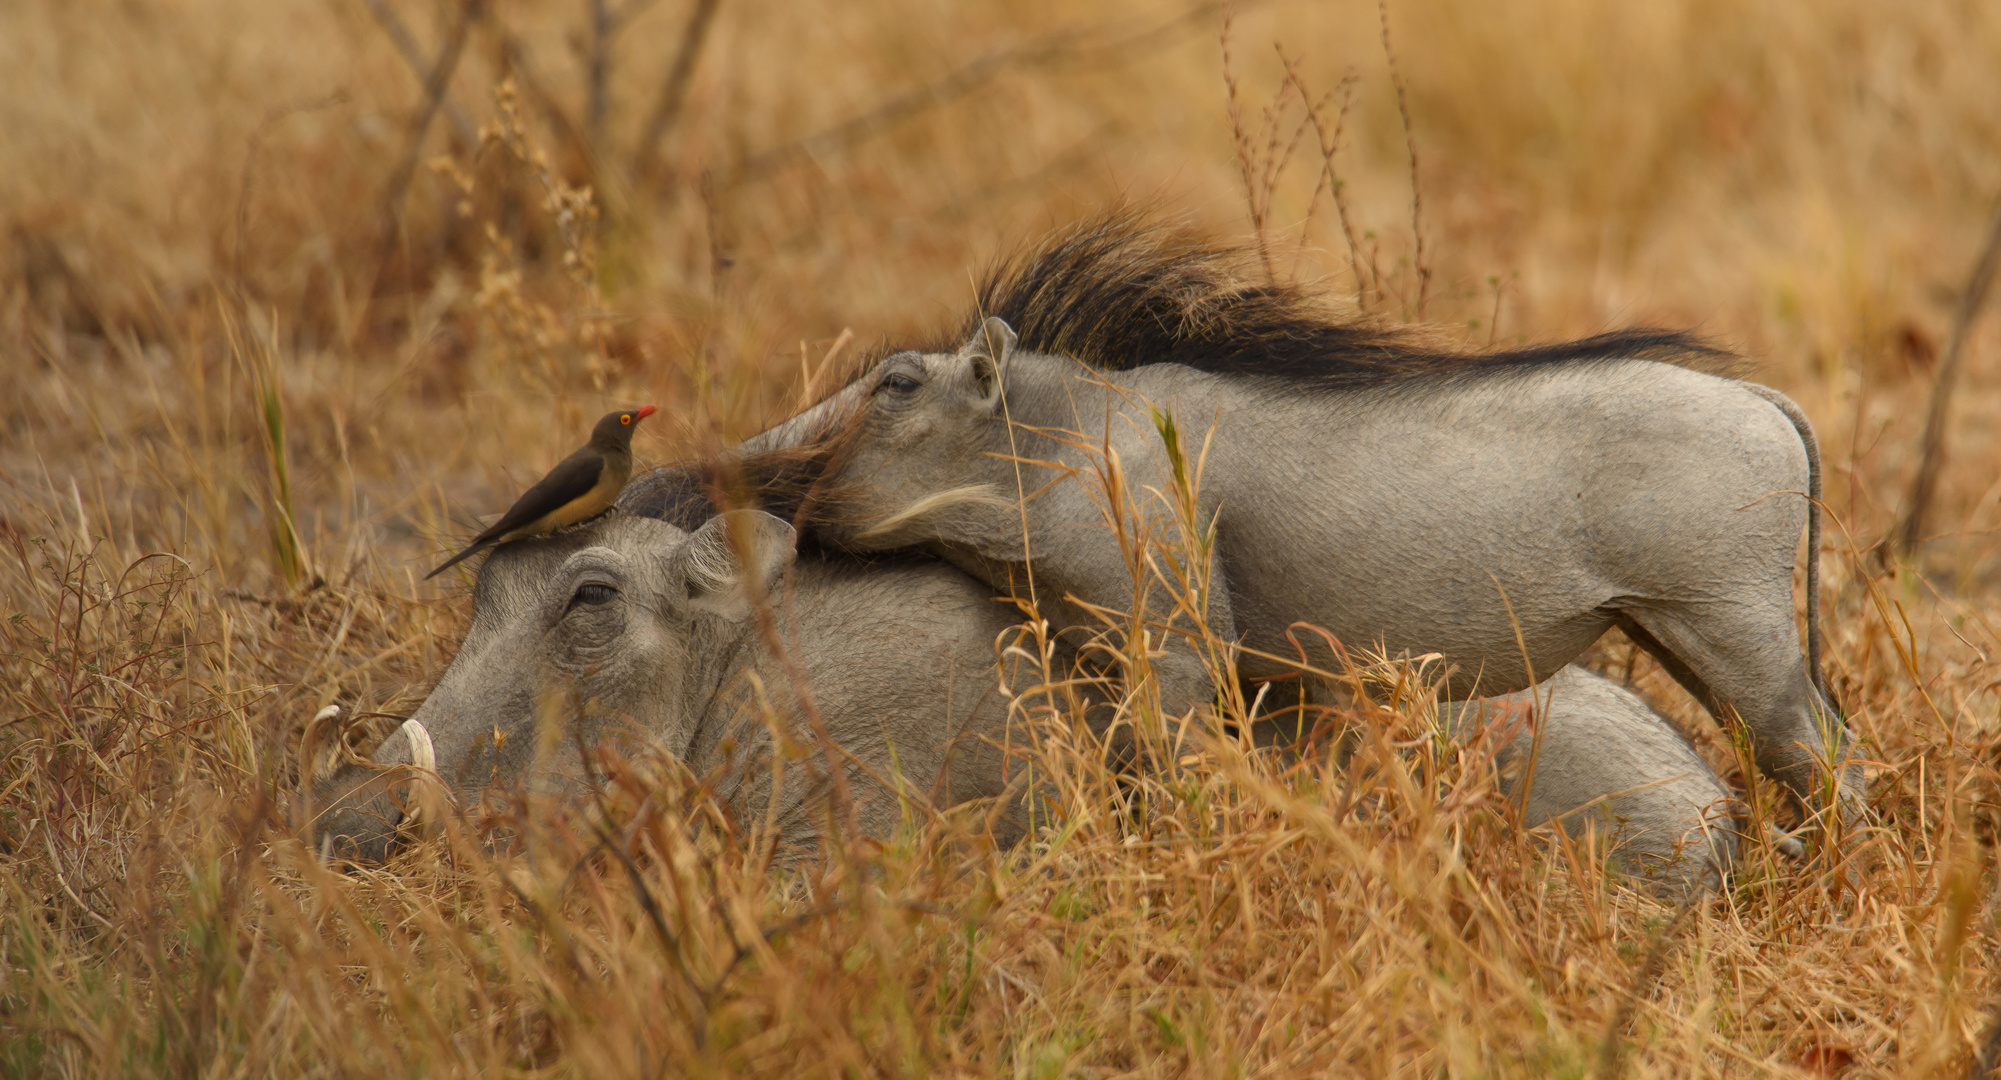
{"left": 309, "top": 510, "right": 796, "bottom": 861}
{"left": 738, "top": 318, "right": 1024, "bottom": 547}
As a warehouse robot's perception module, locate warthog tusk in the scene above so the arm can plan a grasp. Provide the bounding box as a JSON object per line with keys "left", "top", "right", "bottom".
{"left": 298, "top": 704, "right": 344, "bottom": 790}
{"left": 296, "top": 703, "right": 344, "bottom": 838}
{"left": 398, "top": 719, "right": 445, "bottom": 840}
{"left": 402, "top": 718, "right": 436, "bottom": 772}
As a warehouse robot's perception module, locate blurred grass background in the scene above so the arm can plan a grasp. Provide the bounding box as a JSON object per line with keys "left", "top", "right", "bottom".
{"left": 4, "top": 0, "right": 2001, "bottom": 1075}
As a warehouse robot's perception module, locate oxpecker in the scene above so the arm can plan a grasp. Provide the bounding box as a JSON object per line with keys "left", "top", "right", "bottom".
{"left": 426, "top": 405, "right": 656, "bottom": 579}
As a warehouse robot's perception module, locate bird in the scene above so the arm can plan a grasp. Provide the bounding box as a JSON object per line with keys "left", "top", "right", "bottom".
{"left": 425, "top": 405, "right": 657, "bottom": 580}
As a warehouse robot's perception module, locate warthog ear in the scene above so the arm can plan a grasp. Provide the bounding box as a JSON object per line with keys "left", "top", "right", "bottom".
{"left": 671, "top": 510, "right": 797, "bottom": 618}
{"left": 964, "top": 315, "right": 1017, "bottom": 410}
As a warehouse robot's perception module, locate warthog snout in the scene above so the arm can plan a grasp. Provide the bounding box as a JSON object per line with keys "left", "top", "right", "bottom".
{"left": 307, "top": 717, "right": 444, "bottom": 863}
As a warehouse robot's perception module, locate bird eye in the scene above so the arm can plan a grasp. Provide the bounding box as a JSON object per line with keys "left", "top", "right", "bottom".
{"left": 880, "top": 373, "right": 919, "bottom": 395}
{"left": 621, "top": 414, "right": 632, "bottom": 425}
{"left": 568, "top": 583, "right": 618, "bottom": 610}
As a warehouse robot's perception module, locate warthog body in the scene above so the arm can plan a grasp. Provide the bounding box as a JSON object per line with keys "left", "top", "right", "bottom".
{"left": 1444, "top": 665, "right": 1784, "bottom": 897}
{"left": 313, "top": 506, "right": 1047, "bottom": 861}
{"left": 317, "top": 478, "right": 1765, "bottom": 894}
{"left": 747, "top": 218, "right": 1860, "bottom": 839}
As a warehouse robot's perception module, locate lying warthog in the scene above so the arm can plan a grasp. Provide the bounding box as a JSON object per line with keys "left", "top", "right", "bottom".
{"left": 312, "top": 501, "right": 1053, "bottom": 862}
{"left": 316, "top": 472, "right": 1767, "bottom": 897}
{"left": 743, "top": 215, "right": 1861, "bottom": 847}
{"left": 1443, "top": 665, "right": 1796, "bottom": 897}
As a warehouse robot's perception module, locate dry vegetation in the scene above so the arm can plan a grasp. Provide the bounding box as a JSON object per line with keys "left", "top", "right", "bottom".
{"left": 6, "top": 0, "right": 2001, "bottom": 1075}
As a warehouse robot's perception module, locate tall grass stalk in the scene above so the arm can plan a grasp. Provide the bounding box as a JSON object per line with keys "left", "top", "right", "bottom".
{"left": 222, "top": 305, "right": 310, "bottom": 589}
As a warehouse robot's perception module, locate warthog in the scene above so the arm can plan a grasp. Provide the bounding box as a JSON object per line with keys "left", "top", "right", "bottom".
{"left": 742, "top": 216, "right": 1861, "bottom": 844}
{"left": 312, "top": 501, "right": 1051, "bottom": 862}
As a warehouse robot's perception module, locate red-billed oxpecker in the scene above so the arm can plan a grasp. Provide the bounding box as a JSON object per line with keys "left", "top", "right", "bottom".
{"left": 426, "top": 405, "right": 657, "bottom": 579}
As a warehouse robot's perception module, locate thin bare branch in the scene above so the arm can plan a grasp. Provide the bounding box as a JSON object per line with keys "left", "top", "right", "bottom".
{"left": 1898, "top": 198, "right": 2001, "bottom": 557}
{"left": 356, "top": 0, "right": 478, "bottom": 149}
{"left": 589, "top": 0, "right": 612, "bottom": 148}
{"left": 371, "top": 0, "right": 481, "bottom": 294}
{"left": 732, "top": 1, "right": 1237, "bottom": 184}
{"left": 585, "top": 0, "right": 629, "bottom": 161}
{"left": 1280, "top": 55, "right": 1366, "bottom": 308}
{"left": 493, "top": 26, "right": 595, "bottom": 174}
{"left": 632, "top": 0, "right": 724, "bottom": 183}
{"left": 1377, "top": 0, "right": 1430, "bottom": 318}
{"left": 1219, "top": 6, "right": 1259, "bottom": 278}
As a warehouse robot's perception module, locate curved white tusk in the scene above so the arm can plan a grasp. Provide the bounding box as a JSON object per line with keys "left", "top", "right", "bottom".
{"left": 402, "top": 718, "right": 436, "bottom": 773}
{"left": 297, "top": 703, "right": 344, "bottom": 804}
{"left": 398, "top": 719, "right": 444, "bottom": 839}
{"left": 294, "top": 704, "right": 342, "bottom": 840}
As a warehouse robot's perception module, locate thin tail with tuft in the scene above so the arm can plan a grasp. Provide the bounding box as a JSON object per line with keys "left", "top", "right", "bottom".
{"left": 1743, "top": 384, "right": 1833, "bottom": 712}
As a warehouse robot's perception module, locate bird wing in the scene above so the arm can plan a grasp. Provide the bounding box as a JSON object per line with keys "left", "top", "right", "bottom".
{"left": 471, "top": 446, "right": 607, "bottom": 544}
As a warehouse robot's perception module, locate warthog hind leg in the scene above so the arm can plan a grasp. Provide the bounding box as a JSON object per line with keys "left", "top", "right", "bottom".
{"left": 1609, "top": 602, "right": 1860, "bottom": 837}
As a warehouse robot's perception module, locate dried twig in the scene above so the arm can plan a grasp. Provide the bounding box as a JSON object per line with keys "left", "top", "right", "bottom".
{"left": 632, "top": 0, "right": 724, "bottom": 183}
{"left": 1377, "top": 0, "right": 1430, "bottom": 318}
{"left": 371, "top": 0, "right": 481, "bottom": 290}
{"left": 1279, "top": 54, "right": 1365, "bottom": 307}
{"left": 356, "top": 0, "right": 478, "bottom": 149}
{"left": 1897, "top": 199, "right": 2001, "bottom": 558}
{"left": 493, "top": 26, "right": 595, "bottom": 174}
{"left": 731, "top": 1, "right": 1235, "bottom": 184}
{"left": 1219, "top": 7, "right": 1262, "bottom": 279}
{"left": 587, "top": 0, "right": 614, "bottom": 155}
{"left": 1219, "top": 20, "right": 1315, "bottom": 284}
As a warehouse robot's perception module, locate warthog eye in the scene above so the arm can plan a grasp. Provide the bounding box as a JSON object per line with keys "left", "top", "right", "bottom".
{"left": 568, "top": 583, "right": 618, "bottom": 610}
{"left": 879, "top": 372, "right": 919, "bottom": 395}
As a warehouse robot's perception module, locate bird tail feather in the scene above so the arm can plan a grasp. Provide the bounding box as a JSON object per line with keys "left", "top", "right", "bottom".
{"left": 423, "top": 540, "right": 492, "bottom": 581}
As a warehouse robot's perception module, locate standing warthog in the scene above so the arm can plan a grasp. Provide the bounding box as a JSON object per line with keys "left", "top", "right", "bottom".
{"left": 743, "top": 215, "right": 1861, "bottom": 846}
{"left": 311, "top": 502, "right": 1052, "bottom": 861}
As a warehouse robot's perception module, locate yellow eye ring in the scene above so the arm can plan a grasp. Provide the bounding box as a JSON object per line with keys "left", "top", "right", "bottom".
{"left": 621, "top": 414, "right": 632, "bottom": 425}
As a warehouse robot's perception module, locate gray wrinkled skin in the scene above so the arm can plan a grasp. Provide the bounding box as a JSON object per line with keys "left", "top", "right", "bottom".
{"left": 748, "top": 323, "right": 1862, "bottom": 839}
{"left": 1443, "top": 665, "right": 1794, "bottom": 899}
{"left": 311, "top": 512, "right": 1042, "bottom": 861}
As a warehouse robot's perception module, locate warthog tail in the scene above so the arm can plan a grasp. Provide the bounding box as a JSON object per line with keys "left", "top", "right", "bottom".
{"left": 1743, "top": 384, "right": 1832, "bottom": 713}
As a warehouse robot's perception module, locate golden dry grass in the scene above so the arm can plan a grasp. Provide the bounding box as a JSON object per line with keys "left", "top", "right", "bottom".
{"left": 4, "top": 0, "right": 2001, "bottom": 1076}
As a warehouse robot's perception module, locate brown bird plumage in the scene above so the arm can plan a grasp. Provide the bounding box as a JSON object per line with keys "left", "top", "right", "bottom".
{"left": 425, "top": 405, "right": 657, "bottom": 580}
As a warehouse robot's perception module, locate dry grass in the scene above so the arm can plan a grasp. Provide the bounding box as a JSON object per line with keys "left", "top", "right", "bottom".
{"left": 5, "top": 0, "right": 2001, "bottom": 1075}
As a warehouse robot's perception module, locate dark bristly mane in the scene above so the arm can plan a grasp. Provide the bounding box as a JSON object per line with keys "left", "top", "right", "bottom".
{"left": 948, "top": 210, "right": 1731, "bottom": 386}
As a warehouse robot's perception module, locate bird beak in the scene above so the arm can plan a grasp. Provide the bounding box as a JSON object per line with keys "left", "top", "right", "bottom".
{"left": 635, "top": 404, "right": 658, "bottom": 421}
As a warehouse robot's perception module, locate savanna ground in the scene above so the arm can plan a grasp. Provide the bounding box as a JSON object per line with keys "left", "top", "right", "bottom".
{"left": 5, "top": 0, "right": 2001, "bottom": 1075}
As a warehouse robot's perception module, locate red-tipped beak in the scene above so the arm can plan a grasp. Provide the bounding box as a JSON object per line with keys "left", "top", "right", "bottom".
{"left": 634, "top": 404, "right": 658, "bottom": 421}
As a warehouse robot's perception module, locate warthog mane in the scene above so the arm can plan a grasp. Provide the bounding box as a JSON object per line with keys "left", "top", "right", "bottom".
{"left": 901, "top": 207, "right": 1740, "bottom": 391}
